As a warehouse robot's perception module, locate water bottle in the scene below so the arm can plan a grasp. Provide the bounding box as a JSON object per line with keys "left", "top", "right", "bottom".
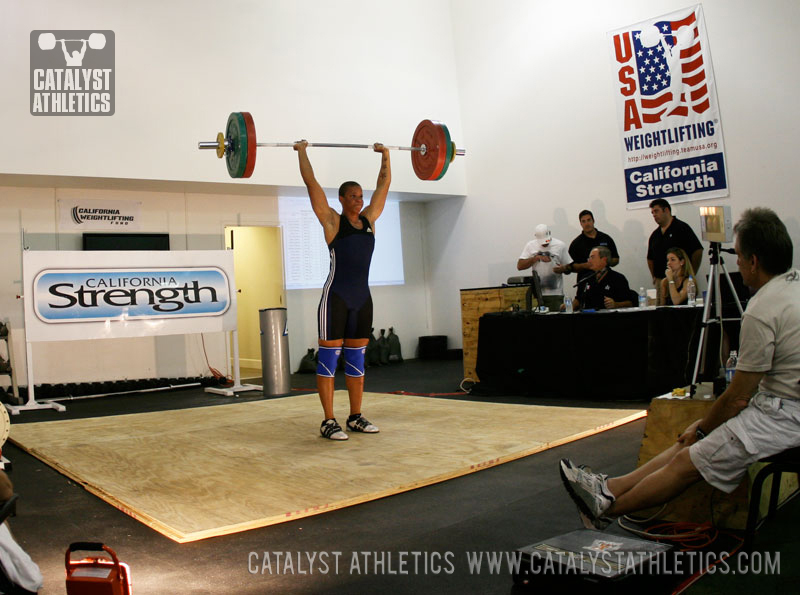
{"left": 725, "top": 350, "right": 738, "bottom": 385}
{"left": 638, "top": 287, "right": 646, "bottom": 308}
{"left": 687, "top": 276, "right": 697, "bottom": 306}
{"left": 564, "top": 296, "right": 573, "bottom": 313}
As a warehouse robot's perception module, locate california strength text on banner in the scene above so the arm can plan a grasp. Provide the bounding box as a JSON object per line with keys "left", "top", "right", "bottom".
{"left": 34, "top": 269, "right": 231, "bottom": 322}
{"left": 608, "top": 4, "right": 729, "bottom": 207}
{"left": 22, "top": 251, "right": 238, "bottom": 342}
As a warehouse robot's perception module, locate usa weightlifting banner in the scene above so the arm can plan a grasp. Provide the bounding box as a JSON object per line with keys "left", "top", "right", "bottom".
{"left": 608, "top": 5, "right": 729, "bottom": 208}
{"left": 23, "top": 250, "right": 238, "bottom": 342}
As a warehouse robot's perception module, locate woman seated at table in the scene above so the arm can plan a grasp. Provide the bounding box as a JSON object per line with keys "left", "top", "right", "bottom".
{"left": 658, "top": 247, "right": 695, "bottom": 306}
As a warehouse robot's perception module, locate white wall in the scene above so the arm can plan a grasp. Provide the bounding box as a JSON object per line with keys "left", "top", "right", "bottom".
{"left": 3, "top": 0, "right": 800, "bottom": 386}
{"left": 0, "top": 0, "right": 466, "bottom": 196}
{"left": 0, "top": 0, "right": 461, "bottom": 386}
{"left": 425, "top": 0, "right": 800, "bottom": 348}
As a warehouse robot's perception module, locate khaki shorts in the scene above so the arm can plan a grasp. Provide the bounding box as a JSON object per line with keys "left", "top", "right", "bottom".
{"left": 689, "top": 393, "right": 800, "bottom": 493}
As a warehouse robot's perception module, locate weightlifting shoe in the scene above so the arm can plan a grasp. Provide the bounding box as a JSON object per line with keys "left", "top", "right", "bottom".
{"left": 320, "top": 418, "right": 348, "bottom": 441}
{"left": 346, "top": 414, "right": 379, "bottom": 433}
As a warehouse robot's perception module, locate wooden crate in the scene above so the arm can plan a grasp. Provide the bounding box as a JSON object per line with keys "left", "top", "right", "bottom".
{"left": 460, "top": 286, "right": 530, "bottom": 382}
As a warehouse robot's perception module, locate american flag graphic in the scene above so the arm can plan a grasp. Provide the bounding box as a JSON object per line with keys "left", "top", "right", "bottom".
{"left": 634, "top": 10, "right": 709, "bottom": 123}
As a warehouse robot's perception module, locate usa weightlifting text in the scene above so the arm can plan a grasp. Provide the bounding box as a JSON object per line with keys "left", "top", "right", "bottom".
{"left": 32, "top": 68, "right": 112, "bottom": 113}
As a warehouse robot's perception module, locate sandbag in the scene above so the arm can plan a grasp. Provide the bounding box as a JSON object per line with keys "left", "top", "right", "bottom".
{"left": 387, "top": 327, "right": 403, "bottom": 363}
{"left": 296, "top": 348, "right": 317, "bottom": 374}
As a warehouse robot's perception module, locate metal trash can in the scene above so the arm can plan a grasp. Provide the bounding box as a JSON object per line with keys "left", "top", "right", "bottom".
{"left": 259, "top": 307, "right": 290, "bottom": 396}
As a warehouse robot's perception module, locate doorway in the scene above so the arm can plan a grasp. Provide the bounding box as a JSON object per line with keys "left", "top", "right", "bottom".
{"left": 224, "top": 226, "right": 285, "bottom": 375}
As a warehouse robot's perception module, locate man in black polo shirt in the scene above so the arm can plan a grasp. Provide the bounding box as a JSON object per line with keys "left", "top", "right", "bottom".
{"left": 574, "top": 246, "right": 633, "bottom": 311}
{"left": 568, "top": 210, "right": 620, "bottom": 279}
{"left": 646, "top": 198, "right": 703, "bottom": 286}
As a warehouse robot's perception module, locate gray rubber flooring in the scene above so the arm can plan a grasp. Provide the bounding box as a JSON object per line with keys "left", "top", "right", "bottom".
{"left": 4, "top": 359, "right": 796, "bottom": 594}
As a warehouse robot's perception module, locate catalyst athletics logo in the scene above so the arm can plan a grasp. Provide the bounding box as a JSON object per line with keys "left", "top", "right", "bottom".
{"left": 30, "top": 30, "right": 115, "bottom": 115}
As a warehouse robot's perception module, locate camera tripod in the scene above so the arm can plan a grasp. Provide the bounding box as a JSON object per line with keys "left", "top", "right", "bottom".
{"left": 690, "top": 242, "right": 745, "bottom": 395}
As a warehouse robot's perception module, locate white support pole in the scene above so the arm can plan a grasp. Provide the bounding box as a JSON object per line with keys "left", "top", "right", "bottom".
{"left": 205, "top": 329, "right": 262, "bottom": 397}
{"left": 5, "top": 339, "right": 65, "bottom": 415}
{"left": 7, "top": 228, "right": 66, "bottom": 415}
{"left": 3, "top": 324, "right": 19, "bottom": 403}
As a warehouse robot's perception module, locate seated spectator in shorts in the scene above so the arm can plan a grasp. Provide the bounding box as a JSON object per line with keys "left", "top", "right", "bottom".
{"left": 658, "top": 247, "right": 695, "bottom": 306}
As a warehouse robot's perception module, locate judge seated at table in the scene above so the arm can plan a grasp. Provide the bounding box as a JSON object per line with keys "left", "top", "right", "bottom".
{"left": 571, "top": 246, "right": 634, "bottom": 311}
{"left": 658, "top": 246, "right": 695, "bottom": 306}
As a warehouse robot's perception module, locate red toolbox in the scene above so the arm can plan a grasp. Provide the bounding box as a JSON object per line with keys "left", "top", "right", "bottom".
{"left": 65, "top": 542, "right": 132, "bottom": 595}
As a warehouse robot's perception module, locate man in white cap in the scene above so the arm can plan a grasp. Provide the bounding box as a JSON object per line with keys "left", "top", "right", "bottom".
{"left": 517, "top": 224, "right": 572, "bottom": 312}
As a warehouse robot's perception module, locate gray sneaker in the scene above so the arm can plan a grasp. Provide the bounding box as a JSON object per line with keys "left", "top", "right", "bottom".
{"left": 320, "top": 419, "right": 348, "bottom": 441}
{"left": 563, "top": 460, "right": 610, "bottom": 483}
{"left": 559, "top": 459, "right": 615, "bottom": 529}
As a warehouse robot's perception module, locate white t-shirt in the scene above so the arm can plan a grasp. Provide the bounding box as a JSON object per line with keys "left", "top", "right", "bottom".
{"left": 736, "top": 269, "right": 800, "bottom": 401}
{"left": 0, "top": 522, "right": 43, "bottom": 593}
{"left": 518, "top": 238, "right": 572, "bottom": 296}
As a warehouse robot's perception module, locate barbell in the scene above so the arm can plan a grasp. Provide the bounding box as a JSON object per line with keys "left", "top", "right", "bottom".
{"left": 38, "top": 32, "right": 107, "bottom": 51}
{"left": 198, "top": 112, "right": 465, "bottom": 181}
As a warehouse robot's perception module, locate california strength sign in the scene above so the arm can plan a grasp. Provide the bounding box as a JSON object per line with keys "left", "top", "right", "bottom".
{"left": 30, "top": 30, "right": 115, "bottom": 115}
{"left": 608, "top": 5, "right": 728, "bottom": 207}
{"left": 33, "top": 269, "right": 231, "bottom": 322}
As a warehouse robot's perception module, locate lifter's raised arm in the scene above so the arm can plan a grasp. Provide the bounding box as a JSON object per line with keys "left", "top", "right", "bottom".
{"left": 361, "top": 144, "right": 391, "bottom": 226}
{"left": 295, "top": 141, "right": 338, "bottom": 234}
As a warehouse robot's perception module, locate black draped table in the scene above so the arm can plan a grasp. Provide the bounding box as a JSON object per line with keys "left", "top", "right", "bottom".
{"left": 475, "top": 306, "right": 702, "bottom": 399}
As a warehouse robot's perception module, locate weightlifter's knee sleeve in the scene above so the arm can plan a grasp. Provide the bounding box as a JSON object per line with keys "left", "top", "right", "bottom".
{"left": 317, "top": 346, "right": 341, "bottom": 378}
{"left": 343, "top": 346, "right": 366, "bottom": 378}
